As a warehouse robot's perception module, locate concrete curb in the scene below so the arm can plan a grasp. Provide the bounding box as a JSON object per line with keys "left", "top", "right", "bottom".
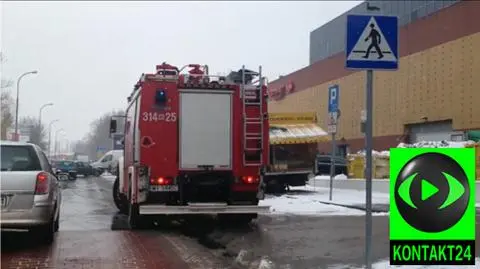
{"left": 317, "top": 201, "right": 389, "bottom": 213}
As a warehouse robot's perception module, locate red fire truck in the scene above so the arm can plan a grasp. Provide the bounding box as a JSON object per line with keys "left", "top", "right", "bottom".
{"left": 109, "top": 63, "right": 270, "bottom": 228}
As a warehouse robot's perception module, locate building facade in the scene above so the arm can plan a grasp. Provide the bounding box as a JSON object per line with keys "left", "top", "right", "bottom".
{"left": 310, "top": 0, "right": 460, "bottom": 65}
{"left": 268, "top": 0, "right": 480, "bottom": 153}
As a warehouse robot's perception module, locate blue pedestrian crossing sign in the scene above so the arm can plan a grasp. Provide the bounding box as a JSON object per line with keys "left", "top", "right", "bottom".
{"left": 346, "top": 15, "right": 398, "bottom": 70}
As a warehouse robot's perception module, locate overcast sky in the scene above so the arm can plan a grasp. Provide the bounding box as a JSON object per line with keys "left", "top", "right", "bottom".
{"left": 1, "top": 1, "right": 360, "bottom": 142}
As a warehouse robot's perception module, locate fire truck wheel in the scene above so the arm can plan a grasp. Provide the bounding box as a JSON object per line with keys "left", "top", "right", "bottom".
{"left": 113, "top": 176, "right": 128, "bottom": 214}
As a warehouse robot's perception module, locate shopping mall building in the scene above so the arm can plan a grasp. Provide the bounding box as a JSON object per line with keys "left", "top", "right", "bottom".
{"left": 267, "top": 0, "right": 480, "bottom": 154}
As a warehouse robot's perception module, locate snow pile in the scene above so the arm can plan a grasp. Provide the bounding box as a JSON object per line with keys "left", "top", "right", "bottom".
{"left": 354, "top": 150, "right": 390, "bottom": 157}
{"left": 397, "top": 140, "right": 475, "bottom": 148}
{"left": 352, "top": 140, "right": 475, "bottom": 158}
{"left": 314, "top": 174, "right": 348, "bottom": 180}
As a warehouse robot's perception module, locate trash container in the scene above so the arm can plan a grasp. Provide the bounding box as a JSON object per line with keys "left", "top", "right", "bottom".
{"left": 347, "top": 154, "right": 390, "bottom": 179}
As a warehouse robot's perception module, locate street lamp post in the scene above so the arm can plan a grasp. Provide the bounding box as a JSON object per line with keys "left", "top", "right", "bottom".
{"left": 54, "top": 129, "right": 65, "bottom": 156}
{"left": 38, "top": 103, "right": 54, "bottom": 126}
{"left": 48, "top": 120, "right": 59, "bottom": 158}
{"left": 54, "top": 129, "right": 65, "bottom": 157}
{"left": 14, "top": 70, "right": 38, "bottom": 141}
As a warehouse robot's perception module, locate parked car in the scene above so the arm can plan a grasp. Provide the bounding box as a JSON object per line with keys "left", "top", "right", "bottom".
{"left": 0, "top": 140, "right": 61, "bottom": 244}
{"left": 315, "top": 154, "right": 348, "bottom": 176}
{"left": 90, "top": 150, "right": 123, "bottom": 176}
{"left": 74, "top": 160, "right": 93, "bottom": 177}
{"left": 52, "top": 160, "right": 77, "bottom": 180}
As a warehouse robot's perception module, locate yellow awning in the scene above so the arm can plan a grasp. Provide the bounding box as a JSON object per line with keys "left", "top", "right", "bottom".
{"left": 269, "top": 112, "right": 317, "bottom": 125}
{"left": 269, "top": 123, "right": 329, "bottom": 145}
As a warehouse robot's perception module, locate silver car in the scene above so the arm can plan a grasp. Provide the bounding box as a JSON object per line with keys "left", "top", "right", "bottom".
{"left": 0, "top": 141, "right": 61, "bottom": 244}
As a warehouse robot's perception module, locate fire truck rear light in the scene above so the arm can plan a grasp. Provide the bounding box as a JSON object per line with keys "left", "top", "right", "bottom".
{"left": 150, "top": 177, "right": 173, "bottom": 185}
{"left": 35, "top": 172, "right": 49, "bottom": 194}
{"left": 241, "top": 176, "right": 259, "bottom": 184}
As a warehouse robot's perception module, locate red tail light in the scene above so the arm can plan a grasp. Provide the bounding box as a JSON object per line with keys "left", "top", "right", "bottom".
{"left": 35, "top": 172, "right": 49, "bottom": 194}
{"left": 150, "top": 176, "right": 173, "bottom": 185}
{"left": 241, "top": 176, "right": 259, "bottom": 184}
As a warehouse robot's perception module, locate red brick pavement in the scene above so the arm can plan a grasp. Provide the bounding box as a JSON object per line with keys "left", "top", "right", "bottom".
{"left": 1, "top": 231, "right": 190, "bottom": 269}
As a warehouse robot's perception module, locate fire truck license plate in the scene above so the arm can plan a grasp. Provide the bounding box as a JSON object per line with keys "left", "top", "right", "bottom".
{"left": 150, "top": 185, "right": 179, "bottom": 192}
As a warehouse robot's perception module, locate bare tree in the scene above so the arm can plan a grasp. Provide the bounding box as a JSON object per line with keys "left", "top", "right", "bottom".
{"left": 18, "top": 116, "right": 48, "bottom": 149}
{"left": 79, "top": 110, "right": 125, "bottom": 160}
{"left": 1, "top": 91, "right": 14, "bottom": 139}
{"left": 1, "top": 52, "right": 14, "bottom": 89}
{"left": 1, "top": 52, "right": 15, "bottom": 139}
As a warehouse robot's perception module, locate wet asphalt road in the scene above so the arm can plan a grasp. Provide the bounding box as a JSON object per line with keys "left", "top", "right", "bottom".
{"left": 1, "top": 176, "right": 233, "bottom": 269}
{"left": 2, "top": 176, "right": 480, "bottom": 269}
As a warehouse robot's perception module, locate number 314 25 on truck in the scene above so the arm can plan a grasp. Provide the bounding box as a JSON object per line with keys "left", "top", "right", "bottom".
{"left": 109, "top": 63, "right": 271, "bottom": 228}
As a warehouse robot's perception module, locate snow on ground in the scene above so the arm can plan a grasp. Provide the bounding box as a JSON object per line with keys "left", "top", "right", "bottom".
{"left": 259, "top": 194, "right": 367, "bottom": 216}
{"left": 328, "top": 258, "right": 480, "bottom": 269}
{"left": 100, "top": 172, "right": 116, "bottom": 181}
{"left": 259, "top": 185, "right": 389, "bottom": 216}
{"left": 315, "top": 174, "right": 349, "bottom": 180}
{"left": 306, "top": 185, "right": 390, "bottom": 205}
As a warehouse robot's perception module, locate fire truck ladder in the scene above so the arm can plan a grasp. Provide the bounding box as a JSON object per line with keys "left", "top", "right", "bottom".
{"left": 241, "top": 65, "right": 264, "bottom": 166}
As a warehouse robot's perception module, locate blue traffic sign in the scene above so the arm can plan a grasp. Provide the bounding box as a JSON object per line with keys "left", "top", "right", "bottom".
{"left": 346, "top": 15, "right": 398, "bottom": 70}
{"left": 328, "top": 85, "right": 339, "bottom": 113}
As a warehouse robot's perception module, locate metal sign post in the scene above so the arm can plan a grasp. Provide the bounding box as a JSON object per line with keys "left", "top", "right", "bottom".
{"left": 346, "top": 13, "right": 398, "bottom": 269}
{"left": 329, "top": 126, "right": 336, "bottom": 201}
{"left": 328, "top": 85, "right": 340, "bottom": 201}
{"left": 365, "top": 69, "right": 374, "bottom": 269}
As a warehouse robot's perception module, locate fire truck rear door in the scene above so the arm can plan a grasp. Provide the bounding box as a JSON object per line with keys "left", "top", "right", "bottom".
{"left": 179, "top": 89, "right": 232, "bottom": 170}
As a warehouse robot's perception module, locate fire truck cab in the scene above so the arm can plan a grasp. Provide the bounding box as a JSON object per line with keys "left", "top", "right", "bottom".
{"left": 109, "top": 63, "right": 270, "bottom": 228}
